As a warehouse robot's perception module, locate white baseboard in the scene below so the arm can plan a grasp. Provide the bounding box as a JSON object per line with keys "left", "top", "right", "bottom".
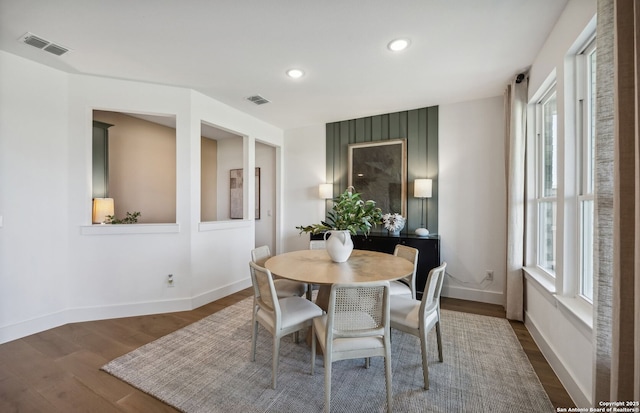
{"left": 525, "top": 310, "right": 591, "bottom": 407}
{"left": 191, "top": 278, "right": 252, "bottom": 308}
{"left": 0, "top": 310, "right": 69, "bottom": 345}
{"left": 0, "top": 278, "right": 252, "bottom": 345}
{"left": 441, "top": 284, "right": 504, "bottom": 305}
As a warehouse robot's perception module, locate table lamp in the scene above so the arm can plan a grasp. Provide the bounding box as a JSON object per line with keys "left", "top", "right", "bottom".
{"left": 319, "top": 183, "right": 333, "bottom": 199}
{"left": 93, "top": 198, "right": 114, "bottom": 224}
{"left": 414, "top": 179, "right": 432, "bottom": 236}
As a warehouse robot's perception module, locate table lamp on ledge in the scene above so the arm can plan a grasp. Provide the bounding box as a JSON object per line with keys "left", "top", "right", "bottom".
{"left": 92, "top": 198, "right": 114, "bottom": 224}
{"left": 414, "top": 179, "right": 432, "bottom": 237}
{"left": 319, "top": 183, "right": 333, "bottom": 200}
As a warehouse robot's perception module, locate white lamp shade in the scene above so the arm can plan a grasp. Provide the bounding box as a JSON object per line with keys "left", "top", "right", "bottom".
{"left": 319, "top": 183, "right": 333, "bottom": 199}
{"left": 414, "top": 179, "right": 432, "bottom": 198}
{"left": 93, "top": 198, "right": 114, "bottom": 224}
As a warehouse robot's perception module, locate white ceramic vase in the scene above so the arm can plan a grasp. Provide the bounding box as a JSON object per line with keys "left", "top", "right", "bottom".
{"left": 323, "top": 230, "right": 354, "bottom": 263}
{"left": 415, "top": 228, "right": 430, "bottom": 237}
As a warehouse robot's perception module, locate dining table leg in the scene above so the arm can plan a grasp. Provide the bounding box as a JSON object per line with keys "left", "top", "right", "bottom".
{"left": 315, "top": 285, "right": 330, "bottom": 312}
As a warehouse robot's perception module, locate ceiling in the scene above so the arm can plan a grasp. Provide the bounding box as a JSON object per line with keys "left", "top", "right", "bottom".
{"left": 0, "top": 0, "right": 568, "bottom": 131}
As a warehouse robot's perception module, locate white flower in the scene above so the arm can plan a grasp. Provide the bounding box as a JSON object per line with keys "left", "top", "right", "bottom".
{"left": 382, "top": 213, "right": 405, "bottom": 232}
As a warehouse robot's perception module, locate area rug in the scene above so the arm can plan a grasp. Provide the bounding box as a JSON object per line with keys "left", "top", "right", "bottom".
{"left": 102, "top": 297, "right": 554, "bottom": 413}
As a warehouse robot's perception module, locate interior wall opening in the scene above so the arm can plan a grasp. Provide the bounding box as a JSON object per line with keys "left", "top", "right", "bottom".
{"left": 200, "top": 121, "right": 243, "bottom": 222}
{"left": 92, "top": 110, "right": 177, "bottom": 224}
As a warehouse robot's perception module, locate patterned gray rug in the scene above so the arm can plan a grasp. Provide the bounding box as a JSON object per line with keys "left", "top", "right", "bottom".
{"left": 102, "top": 297, "right": 554, "bottom": 413}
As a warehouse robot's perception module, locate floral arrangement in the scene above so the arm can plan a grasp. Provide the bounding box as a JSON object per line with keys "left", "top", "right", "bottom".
{"left": 382, "top": 213, "right": 405, "bottom": 233}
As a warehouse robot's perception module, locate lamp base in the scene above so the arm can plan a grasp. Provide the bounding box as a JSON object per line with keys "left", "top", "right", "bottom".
{"left": 415, "top": 228, "right": 430, "bottom": 237}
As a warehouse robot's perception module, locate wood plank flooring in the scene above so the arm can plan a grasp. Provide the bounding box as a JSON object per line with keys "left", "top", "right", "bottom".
{"left": 0, "top": 290, "right": 575, "bottom": 412}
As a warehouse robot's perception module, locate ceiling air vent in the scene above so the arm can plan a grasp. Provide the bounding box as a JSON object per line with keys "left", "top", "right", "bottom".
{"left": 43, "top": 43, "right": 69, "bottom": 56}
{"left": 246, "top": 95, "right": 270, "bottom": 105}
{"left": 20, "top": 32, "right": 70, "bottom": 56}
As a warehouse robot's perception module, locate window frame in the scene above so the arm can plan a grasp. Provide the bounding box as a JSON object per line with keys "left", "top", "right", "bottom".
{"left": 534, "top": 84, "right": 558, "bottom": 280}
{"left": 576, "top": 38, "right": 596, "bottom": 304}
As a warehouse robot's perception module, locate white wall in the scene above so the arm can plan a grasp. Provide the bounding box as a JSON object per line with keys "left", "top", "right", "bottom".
{"left": 0, "top": 51, "right": 70, "bottom": 336}
{"left": 0, "top": 51, "right": 284, "bottom": 343}
{"left": 439, "top": 96, "right": 507, "bottom": 305}
{"left": 523, "top": 0, "right": 596, "bottom": 407}
{"left": 281, "top": 124, "right": 327, "bottom": 254}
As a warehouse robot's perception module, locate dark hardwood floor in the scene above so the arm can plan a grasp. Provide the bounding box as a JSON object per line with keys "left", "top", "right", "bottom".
{"left": 0, "top": 290, "right": 574, "bottom": 412}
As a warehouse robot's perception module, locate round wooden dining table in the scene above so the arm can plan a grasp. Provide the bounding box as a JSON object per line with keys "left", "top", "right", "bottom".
{"left": 264, "top": 248, "right": 414, "bottom": 309}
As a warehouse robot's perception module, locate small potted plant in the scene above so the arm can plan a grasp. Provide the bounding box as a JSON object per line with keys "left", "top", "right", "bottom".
{"left": 106, "top": 211, "right": 141, "bottom": 224}
{"left": 297, "top": 187, "right": 383, "bottom": 262}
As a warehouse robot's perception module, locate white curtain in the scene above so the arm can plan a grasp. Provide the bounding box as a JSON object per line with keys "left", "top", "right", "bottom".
{"left": 504, "top": 75, "right": 528, "bottom": 321}
{"left": 593, "top": 0, "right": 640, "bottom": 403}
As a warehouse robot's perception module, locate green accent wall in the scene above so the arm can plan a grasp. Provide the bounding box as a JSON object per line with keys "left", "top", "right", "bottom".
{"left": 326, "top": 106, "right": 438, "bottom": 234}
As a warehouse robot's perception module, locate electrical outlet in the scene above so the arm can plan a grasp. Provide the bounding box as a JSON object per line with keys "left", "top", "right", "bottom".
{"left": 486, "top": 270, "right": 494, "bottom": 281}
{"left": 167, "top": 274, "right": 174, "bottom": 287}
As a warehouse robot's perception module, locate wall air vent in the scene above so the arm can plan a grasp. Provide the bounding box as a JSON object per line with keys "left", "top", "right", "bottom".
{"left": 246, "top": 95, "right": 270, "bottom": 105}
{"left": 20, "top": 32, "right": 70, "bottom": 56}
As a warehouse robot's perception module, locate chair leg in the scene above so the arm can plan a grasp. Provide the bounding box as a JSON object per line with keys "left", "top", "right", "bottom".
{"left": 272, "top": 336, "right": 280, "bottom": 389}
{"left": 435, "top": 321, "right": 443, "bottom": 362}
{"left": 365, "top": 357, "right": 370, "bottom": 369}
{"left": 250, "top": 319, "right": 258, "bottom": 362}
{"left": 324, "top": 357, "right": 332, "bottom": 413}
{"left": 420, "top": 329, "right": 430, "bottom": 390}
{"left": 294, "top": 330, "right": 299, "bottom": 343}
{"left": 311, "top": 325, "right": 316, "bottom": 375}
{"left": 385, "top": 348, "right": 393, "bottom": 412}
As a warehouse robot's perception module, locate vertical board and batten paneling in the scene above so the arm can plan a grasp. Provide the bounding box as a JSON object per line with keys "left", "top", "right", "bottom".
{"left": 325, "top": 106, "right": 438, "bottom": 234}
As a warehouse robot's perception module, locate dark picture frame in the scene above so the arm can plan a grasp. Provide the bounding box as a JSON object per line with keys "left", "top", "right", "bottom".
{"left": 348, "top": 139, "right": 407, "bottom": 216}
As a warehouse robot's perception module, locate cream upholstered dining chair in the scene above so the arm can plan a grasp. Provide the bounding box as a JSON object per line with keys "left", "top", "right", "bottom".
{"left": 389, "top": 244, "right": 419, "bottom": 300}
{"left": 249, "top": 261, "right": 323, "bottom": 389}
{"left": 389, "top": 262, "right": 447, "bottom": 390}
{"left": 311, "top": 281, "right": 393, "bottom": 413}
{"left": 251, "top": 245, "right": 307, "bottom": 298}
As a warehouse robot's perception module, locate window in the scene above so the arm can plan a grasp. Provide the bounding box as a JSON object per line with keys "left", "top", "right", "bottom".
{"left": 525, "top": 29, "right": 597, "bottom": 326}
{"left": 577, "top": 40, "right": 596, "bottom": 302}
{"left": 536, "top": 86, "right": 558, "bottom": 276}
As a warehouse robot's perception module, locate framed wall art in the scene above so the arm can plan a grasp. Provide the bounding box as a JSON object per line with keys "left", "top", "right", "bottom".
{"left": 348, "top": 139, "right": 407, "bottom": 216}
{"left": 230, "top": 167, "right": 260, "bottom": 219}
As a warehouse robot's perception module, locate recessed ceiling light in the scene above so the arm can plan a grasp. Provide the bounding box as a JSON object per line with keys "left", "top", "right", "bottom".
{"left": 387, "top": 38, "right": 410, "bottom": 52}
{"left": 286, "top": 69, "right": 304, "bottom": 79}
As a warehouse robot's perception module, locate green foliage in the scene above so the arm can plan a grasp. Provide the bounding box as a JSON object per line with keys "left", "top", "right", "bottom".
{"left": 296, "top": 187, "right": 382, "bottom": 236}
{"left": 106, "top": 211, "right": 141, "bottom": 224}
